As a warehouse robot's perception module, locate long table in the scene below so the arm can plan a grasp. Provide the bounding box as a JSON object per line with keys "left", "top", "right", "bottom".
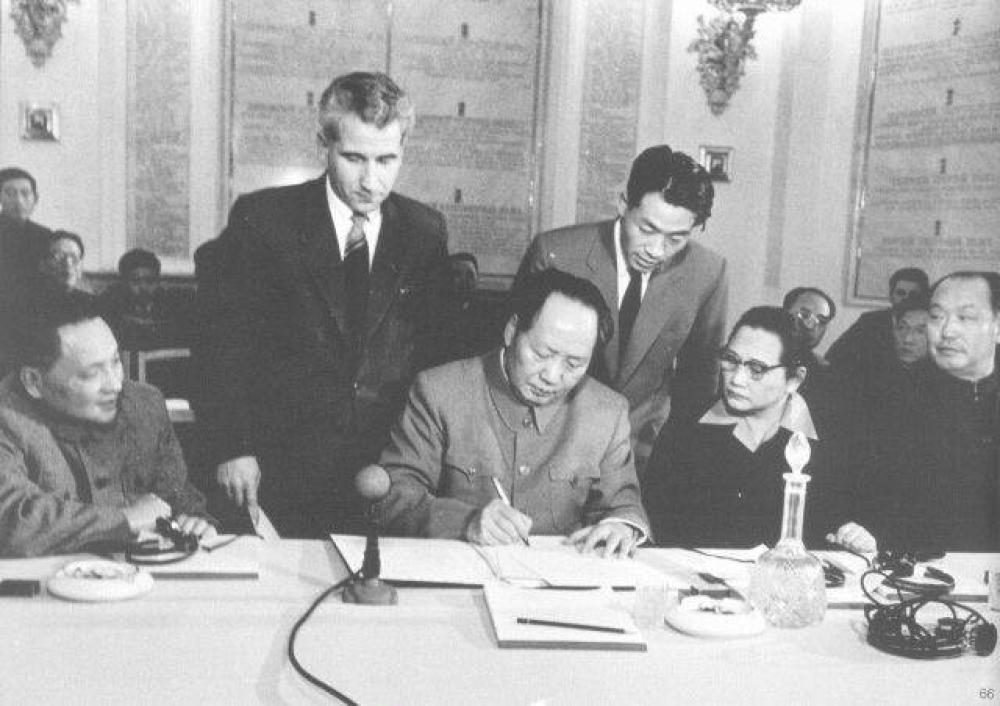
{"left": 1, "top": 541, "right": 996, "bottom": 705}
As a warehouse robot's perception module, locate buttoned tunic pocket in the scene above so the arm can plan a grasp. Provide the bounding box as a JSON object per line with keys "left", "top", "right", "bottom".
{"left": 546, "top": 463, "right": 600, "bottom": 533}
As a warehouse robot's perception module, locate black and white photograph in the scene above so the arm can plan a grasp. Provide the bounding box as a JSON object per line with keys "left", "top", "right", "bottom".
{"left": 0, "top": 0, "right": 996, "bottom": 704}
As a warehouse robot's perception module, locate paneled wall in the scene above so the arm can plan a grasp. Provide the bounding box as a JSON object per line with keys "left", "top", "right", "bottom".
{"left": 0, "top": 0, "right": 874, "bottom": 347}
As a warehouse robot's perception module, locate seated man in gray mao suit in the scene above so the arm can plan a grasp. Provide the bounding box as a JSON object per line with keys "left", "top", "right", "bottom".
{"left": 378, "top": 270, "right": 650, "bottom": 557}
{"left": 516, "top": 145, "right": 728, "bottom": 474}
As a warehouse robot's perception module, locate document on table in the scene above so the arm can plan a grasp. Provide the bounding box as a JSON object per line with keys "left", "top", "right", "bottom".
{"left": 330, "top": 534, "right": 673, "bottom": 588}
{"left": 483, "top": 583, "right": 646, "bottom": 651}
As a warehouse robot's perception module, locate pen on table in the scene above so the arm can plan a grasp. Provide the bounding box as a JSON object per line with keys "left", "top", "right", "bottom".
{"left": 490, "top": 476, "right": 530, "bottom": 546}
{"left": 516, "top": 617, "right": 626, "bottom": 634}
{"left": 202, "top": 534, "right": 241, "bottom": 553}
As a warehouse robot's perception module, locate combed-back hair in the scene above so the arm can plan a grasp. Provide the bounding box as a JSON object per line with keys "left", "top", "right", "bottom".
{"left": 117, "top": 248, "right": 161, "bottom": 277}
{"left": 931, "top": 271, "right": 1000, "bottom": 314}
{"left": 18, "top": 290, "right": 104, "bottom": 370}
{"left": 318, "top": 71, "right": 415, "bottom": 143}
{"left": 0, "top": 166, "right": 37, "bottom": 194}
{"left": 728, "top": 306, "right": 808, "bottom": 373}
{"left": 889, "top": 267, "right": 929, "bottom": 293}
{"left": 625, "top": 145, "right": 714, "bottom": 228}
{"left": 509, "top": 268, "right": 613, "bottom": 349}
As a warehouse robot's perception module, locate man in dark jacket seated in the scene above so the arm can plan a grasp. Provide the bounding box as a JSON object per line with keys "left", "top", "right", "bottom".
{"left": 644, "top": 306, "right": 874, "bottom": 551}
{"left": 98, "top": 248, "right": 194, "bottom": 352}
{"left": 856, "top": 272, "right": 1000, "bottom": 552}
{"left": 0, "top": 293, "right": 213, "bottom": 556}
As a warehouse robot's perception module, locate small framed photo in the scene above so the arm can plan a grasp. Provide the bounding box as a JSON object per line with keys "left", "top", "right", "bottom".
{"left": 699, "top": 145, "right": 732, "bottom": 182}
{"left": 20, "top": 102, "right": 60, "bottom": 142}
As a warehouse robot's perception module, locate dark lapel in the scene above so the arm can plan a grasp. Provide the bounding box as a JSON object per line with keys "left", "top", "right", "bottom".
{"left": 365, "top": 194, "right": 406, "bottom": 336}
{"left": 297, "top": 176, "right": 347, "bottom": 334}
{"left": 617, "top": 245, "right": 694, "bottom": 387}
{"left": 586, "top": 221, "right": 621, "bottom": 378}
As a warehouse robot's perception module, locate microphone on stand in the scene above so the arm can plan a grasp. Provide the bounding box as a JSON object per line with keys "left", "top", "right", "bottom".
{"left": 342, "top": 464, "right": 398, "bottom": 605}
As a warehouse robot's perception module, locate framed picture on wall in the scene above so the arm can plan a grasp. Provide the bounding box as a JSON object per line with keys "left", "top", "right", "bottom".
{"left": 20, "top": 102, "right": 60, "bottom": 141}
{"left": 699, "top": 145, "right": 731, "bottom": 182}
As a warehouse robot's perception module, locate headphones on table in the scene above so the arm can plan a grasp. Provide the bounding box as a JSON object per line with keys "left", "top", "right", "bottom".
{"left": 861, "top": 550, "right": 996, "bottom": 659}
{"left": 872, "top": 550, "right": 955, "bottom": 598}
{"left": 125, "top": 517, "right": 200, "bottom": 565}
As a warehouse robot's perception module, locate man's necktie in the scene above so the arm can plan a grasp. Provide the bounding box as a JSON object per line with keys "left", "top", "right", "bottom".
{"left": 344, "top": 212, "right": 369, "bottom": 345}
{"left": 619, "top": 268, "right": 642, "bottom": 358}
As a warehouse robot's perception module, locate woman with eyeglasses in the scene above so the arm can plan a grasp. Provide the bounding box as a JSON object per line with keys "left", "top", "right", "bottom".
{"left": 643, "top": 306, "right": 875, "bottom": 553}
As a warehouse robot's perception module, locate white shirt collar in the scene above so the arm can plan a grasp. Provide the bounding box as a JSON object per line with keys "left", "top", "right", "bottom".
{"left": 613, "top": 219, "right": 651, "bottom": 306}
{"left": 325, "top": 176, "right": 382, "bottom": 262}
{"left": 699, "top": 391, "right": 818, "bottom": 452}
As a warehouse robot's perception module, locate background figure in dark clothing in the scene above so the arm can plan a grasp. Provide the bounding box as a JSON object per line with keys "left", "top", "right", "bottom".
{"left": 855, "top": 272, "right": 999, "bottom": 551}
{"left": 439, "top": 252, "right": 506, "bottom": 360}
{"left": 827, "top": 267, "right": 929, "bottom": 378}
{"left": 98, "top": 248, "right": 194, "bottom": 352}
{"left": 847, "top": 295, "right": 932, "bottom": 410}
{"left": 644, "top": 306, "right": 873, "bottom": 551}
{"left": 0, "top": 167, "right": 52, "bottom": 377}
{"left": 782, "top": 285, "right": 844, "bottom": 431}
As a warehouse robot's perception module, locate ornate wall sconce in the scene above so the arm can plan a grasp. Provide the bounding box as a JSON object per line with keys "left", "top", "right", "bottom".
{"left": 688, "top": 0, "right": 803, "bottom": 115}
{"left": 10, "top": 0, "right": 80, "bottom": 68}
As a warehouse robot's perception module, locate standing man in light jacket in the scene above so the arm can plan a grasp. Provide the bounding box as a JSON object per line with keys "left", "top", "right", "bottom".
{"left": 516, "top": 145, "right": 727, "bottom": 474}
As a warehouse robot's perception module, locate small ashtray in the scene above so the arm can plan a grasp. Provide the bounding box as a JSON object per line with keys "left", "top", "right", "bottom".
{"left": 664, "top": 595, "right": 766, "bottom": 638}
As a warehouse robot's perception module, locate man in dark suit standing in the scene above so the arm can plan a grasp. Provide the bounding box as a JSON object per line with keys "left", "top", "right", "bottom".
{"left": 516, "top": 145, "right": 727, "bottom": 474}
{"left": 196, "top": 72, "right": 449, "bottom": 537}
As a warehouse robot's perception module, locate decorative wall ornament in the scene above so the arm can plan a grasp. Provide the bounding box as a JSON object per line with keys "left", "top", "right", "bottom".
{"left": 688, "top": 0, "right": 803, "bottom": 115}
{"left": 700, "top": 145, "right": 733, "bottom": 182}
{"left": 20, "top": 102, "right": 60, "bottom": 141}
{"left": 10, "top": 0, "right": 80, "bottom": 68}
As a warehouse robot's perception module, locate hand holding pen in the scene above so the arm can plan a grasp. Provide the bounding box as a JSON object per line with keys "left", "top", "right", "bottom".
{"left": 464, "top": 477, "right": 532, "bottom": 546}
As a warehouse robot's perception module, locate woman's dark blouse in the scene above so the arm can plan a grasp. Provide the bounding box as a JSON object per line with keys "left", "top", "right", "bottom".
{"left": 643, "top": 419, "right": 855, "bottom": 549}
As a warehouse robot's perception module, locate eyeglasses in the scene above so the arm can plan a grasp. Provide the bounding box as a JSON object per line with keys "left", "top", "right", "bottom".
{"left": 718, "top": 349, "right": 786, "bottom": 381}
{"left": 793, "top": 308, "right": 831, "bottom": 328}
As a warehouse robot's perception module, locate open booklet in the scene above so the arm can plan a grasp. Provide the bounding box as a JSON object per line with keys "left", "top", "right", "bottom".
{"left": 483, "top": 583, "right": 646, "bottom": 651}
{"left": 330, "top": 534, "right": 675, "bottom": 589}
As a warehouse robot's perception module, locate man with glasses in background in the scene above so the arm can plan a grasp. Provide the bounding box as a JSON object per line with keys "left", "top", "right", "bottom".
{"left": 515, "top": 145, "right": 728, "bottom": 475}
{"left": 782, "top": 286, "right": 841, "bottom": 427}
{"left": 643, "top": 306, "right": 874, "bottom": 552}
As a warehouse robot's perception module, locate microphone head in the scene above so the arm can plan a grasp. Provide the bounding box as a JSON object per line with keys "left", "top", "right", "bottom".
{"left": 355, "top": 464, "right": 391, "bottom": 502}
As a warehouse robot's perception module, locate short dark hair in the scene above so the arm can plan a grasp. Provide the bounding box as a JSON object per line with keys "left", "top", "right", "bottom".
{"left": 729, "top": 306, "right": 808, "bottom": 372}
{"left": 46, "top": 230, "right": 85, "bottom": 259}
{"left": 889, "top": 267, "right": 929, "bottom": 293}
{"left": 449, "top": 252, "right": 478, "bottom": 271}
{"left": 118, "top": 248, "right": 161, "bottom": 277}
{"left": 0, "top": 166, "right": 37, "bottom": 195}
{"left": 509, "top": 269, "right": 613, "bottom": 348}
{"left": 18, "top": 291, "right": 104, "bottom": 370}
{"left": 894, "top": 293, "right": 929, "bottom": 317}
{"left": 318, "top": 71, "right": 415, "bottom": 143}
{"left": 782, "top": 286, "right": 837, "bottom": 321}
{"left": 625, "top": 145, "right": 714, "bottom": 228}
{"left": 931, "top": 271, "right": 1000, "bottom": 314}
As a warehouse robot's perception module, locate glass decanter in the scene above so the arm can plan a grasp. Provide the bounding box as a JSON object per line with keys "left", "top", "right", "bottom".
{"left": 747, "top": 432, "right": 827, "bottom": 628}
